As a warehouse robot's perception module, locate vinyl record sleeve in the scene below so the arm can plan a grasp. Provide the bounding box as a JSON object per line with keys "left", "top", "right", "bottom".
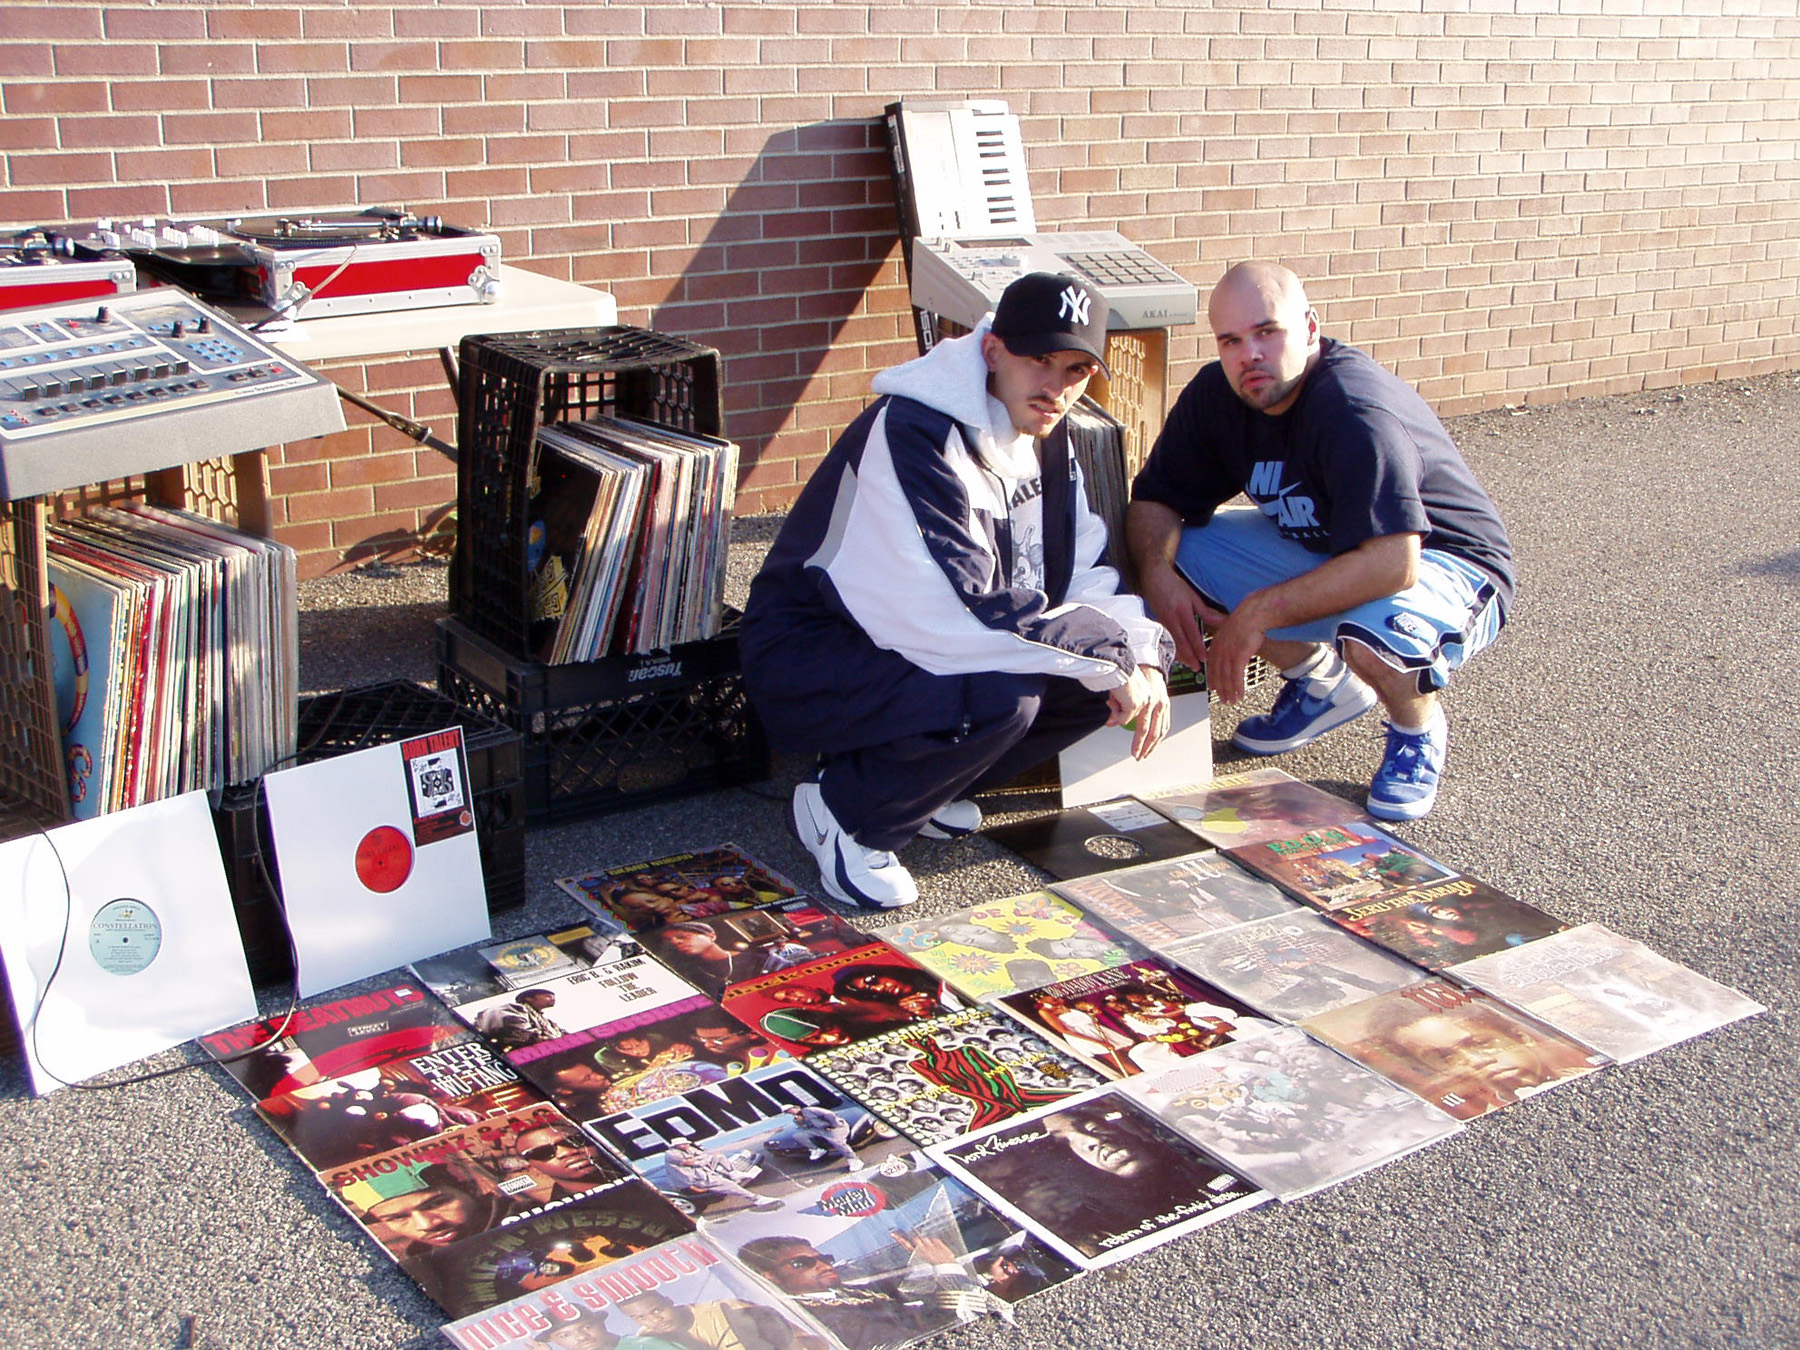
{"left": 873, "top": 890, "right": 1143, "bottom": 1003}
{"left": 706, "top": 1152, "right": 1079, "bottom": 1347}
{"left": 1302, "top": 978, "right": 1610, "bottom": 1120}
{"left": 927, "top": 1088, "right": 1267, "bottom": 1270}
{"left": 1120, "top": 1024, "right": 1463, "bottom": 1201}
{"left": 1049, "top": 851, "right": 1300, "bottom": 950}
{"left": 442, "top": 1234, "right": 834, "bottom": 1350}
{"left": 1449, "top": 923, "right": 1766, "bottom": 1063}
{"left": 1056, "top": 685, "right": 1212, "bottom": 809}
{"left": 983, "top": 798, "right": 1203, "bottom": 881}
{"left": 263, "top": 726, "right": 490, "bottom": 996}
{"left": 586, "top": 1060, "right": 915, "bottom": 1221}
{"left": 1140, "top": 766, "right": 1367, "bottom": 850}
{"left": 0, "top": 790, "right": 258, "bottom": 1095}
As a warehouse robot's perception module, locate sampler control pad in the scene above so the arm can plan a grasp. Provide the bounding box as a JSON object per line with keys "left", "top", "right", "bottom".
{"left": 910, "top": 230, "right": 1198, "bottom": 332}
{"left": 0, "top": 287, "right": 343, "bottom": 498}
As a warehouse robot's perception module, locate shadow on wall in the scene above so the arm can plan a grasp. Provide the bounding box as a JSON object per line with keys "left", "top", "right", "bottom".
{"left": 647, "top": 117, "right": 905, "bottom": 501}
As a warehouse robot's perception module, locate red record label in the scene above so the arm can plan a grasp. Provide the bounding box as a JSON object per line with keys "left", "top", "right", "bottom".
{"left": 354, "top": 825, "right": 414, "bottom": 894}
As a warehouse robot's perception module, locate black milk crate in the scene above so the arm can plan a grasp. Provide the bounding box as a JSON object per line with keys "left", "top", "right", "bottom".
{"left": 434, "top": 614, "right": 770, "bottom": 824}
{"left": 452, "top": 325, "right": 722, "bottom": 659}
{"left": 213, "top": 680, "right": 529, "bottom": 983}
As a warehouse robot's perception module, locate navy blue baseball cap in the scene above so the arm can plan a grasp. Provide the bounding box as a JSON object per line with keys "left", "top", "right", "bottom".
{"left": 990, "top": 271, "right": 1111, "bottom": 376}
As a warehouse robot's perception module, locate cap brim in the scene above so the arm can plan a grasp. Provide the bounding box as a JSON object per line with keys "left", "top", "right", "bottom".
{"left": 997, "top": 333, "right": 1112, "bottom": 379}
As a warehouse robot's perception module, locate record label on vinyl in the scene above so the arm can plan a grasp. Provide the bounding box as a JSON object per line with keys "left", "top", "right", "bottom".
{"left": 88, "top": 898, "right": 161, "bottom": 975}
{"left": 354, "top": 825, "right": 414, "bottom": 894}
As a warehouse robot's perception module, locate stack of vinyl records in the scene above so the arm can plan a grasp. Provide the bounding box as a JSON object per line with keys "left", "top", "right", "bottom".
{"left": 1064, "top": 396, "right": 1131, "bottom": 580}
{"left": 45, "top": 504, "right": 298, "bottom": 819}
{"left": 527, "top": 414, "right": 739, "bottom": 663}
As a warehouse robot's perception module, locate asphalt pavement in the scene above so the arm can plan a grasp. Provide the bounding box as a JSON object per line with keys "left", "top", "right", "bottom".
{"left": 0, "top": 371, "right": 1794, "bottom": 1350}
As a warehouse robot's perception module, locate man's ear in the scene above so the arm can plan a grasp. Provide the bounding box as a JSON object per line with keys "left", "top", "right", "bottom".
{"left": 1304, "top": 307, "right": 1321, "bottom": 346}
{"left": 980, "top": 331, "right": 1004, "bottom": 371}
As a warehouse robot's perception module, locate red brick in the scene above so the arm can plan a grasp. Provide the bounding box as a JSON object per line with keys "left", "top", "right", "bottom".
{"left": 161, "top": 44, "right": 260, "bottom": 78}
{"left": 211, "top": 77, "right": 306, "bottom": 109}
{"left": 216, "top": 142, "right": 309, "bottom": 177}
{"left": 261, "top": 108, "right": 355, "bottom": 142}
{"left": 0, "top": 115, "right": 68, "bottom": 151}
{"left": 116, "top": 147, "right": 214, "bottom": 181}
{"left": 9, "top": 150, "right": 112, "bottom": 186}
{"left": 161, "top": 111, "right": 261, "bottom": 146}
{"left": 304, "top": 10, "right": 398, "bottom": 40}
{"left": 4, "top": 80, "right": 107, "bottom": 115}
{"left": 54, "top": 43, "right": 157, "bottom": 76}
{"left": 0, "top": 187, "right": 68, "bottom": 220}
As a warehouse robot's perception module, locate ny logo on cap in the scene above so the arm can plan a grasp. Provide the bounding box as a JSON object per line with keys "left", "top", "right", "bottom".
{"left": 1058, "top": 285, "right": 1091, "bottom": 326}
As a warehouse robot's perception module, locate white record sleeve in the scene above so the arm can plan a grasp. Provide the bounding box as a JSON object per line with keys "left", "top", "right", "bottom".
{"left": 0, "top": 790, "right": 258, "bottom": 1095}
{"left": 263, "top": 726, "right": 490, "bottom": 997}
{"left": 1058, "top": 685, "right": 1212, "bottom": 809}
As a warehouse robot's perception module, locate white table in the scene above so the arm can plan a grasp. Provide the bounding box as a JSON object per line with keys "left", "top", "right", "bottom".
{"left": 246, "top": 264, "right": 619, "bottom": 458}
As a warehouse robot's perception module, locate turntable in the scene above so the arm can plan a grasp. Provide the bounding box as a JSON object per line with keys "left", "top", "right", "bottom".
{"left": 120, "top": 207, "right": 502, "bottom": 320}
{"left": 0, "top": 228, "right": 137, "bottom": 313}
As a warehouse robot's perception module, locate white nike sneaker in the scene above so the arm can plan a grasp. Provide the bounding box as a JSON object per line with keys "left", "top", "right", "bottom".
{"left": 791, "top": 780, "right": 920, "bottom": 910}
{"left": 917, "top": 798, "right": 982, "bottom": 840}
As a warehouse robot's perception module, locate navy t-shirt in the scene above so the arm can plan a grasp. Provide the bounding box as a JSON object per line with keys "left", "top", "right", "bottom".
{"left": 1133, "top": 338, "right": 1515, "bottom": 614}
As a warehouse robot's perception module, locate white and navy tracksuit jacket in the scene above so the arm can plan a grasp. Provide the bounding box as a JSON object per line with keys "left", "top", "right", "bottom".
{"left": 741, "top": 319, "right": 1172, "bottom": 760}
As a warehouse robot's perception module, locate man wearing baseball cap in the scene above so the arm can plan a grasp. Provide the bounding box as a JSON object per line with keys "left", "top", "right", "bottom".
{"left": 742, "top": 272, "right": 1173, "bottom": 911}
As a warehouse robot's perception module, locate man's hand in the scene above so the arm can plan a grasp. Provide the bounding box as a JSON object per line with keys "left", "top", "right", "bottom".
{"left": 1107, "top": 664, "right": 1171, "bottom": 760}
{"left": 1137, "top": 563, "right": 1210, "bottom": 671}
{"left": 1200, "top": 596, "right": 1266, "bottom": 705}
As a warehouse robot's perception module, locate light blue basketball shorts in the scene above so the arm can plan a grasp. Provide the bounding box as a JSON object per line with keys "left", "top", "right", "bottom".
{"left": 1173, "top": 505, "right": 1505, "bottom": 694}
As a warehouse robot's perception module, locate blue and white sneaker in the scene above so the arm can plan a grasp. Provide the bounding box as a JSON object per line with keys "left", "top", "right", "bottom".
{"left": 1232, "top": 672, "right": 1379, "bottom": 755}
{"left": 1366, "top": 718, "right": 1449, "bottom": 821}
{"left": 917, "top": 798, "right": 982, "bottom": 840}
{"left": 791, "top": 780, "right": 919, "bottom": 910}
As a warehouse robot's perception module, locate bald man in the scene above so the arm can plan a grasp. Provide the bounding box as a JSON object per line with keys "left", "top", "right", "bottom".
{"left": 1127, "top": 263, "right": 1514, "bottom": 820}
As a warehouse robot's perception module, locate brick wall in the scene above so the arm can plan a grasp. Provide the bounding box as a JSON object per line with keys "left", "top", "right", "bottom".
{"left": 4, "top": 0, "right": 1797, "bottom": 577}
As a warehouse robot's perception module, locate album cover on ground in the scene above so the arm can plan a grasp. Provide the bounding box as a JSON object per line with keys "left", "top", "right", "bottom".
{"left": 994, "top": 958, "right": 1280, "bottom": 1080}
{"left": 807, "top": 1006, "right": 1109, "bottom": 1147}
{"left": 511, "top": 994, "right": 788, "bottom": 1117}
{"left": 411, "top": 922, "right": 639, "bottom": 1009}
{"left": 708, "top": 1153, "right": 1080, "bottom": 1349}
{"left": 928, "top": 1088, "right": 1267, "bottom": 1270}
{"left": 458, "top": 955, "right": 701, "bottom": 1055}
{"left": 720, "top": 945, "right": 965, "bottom": 1058}
{"left": 1225, "top": 821, "right": 1459, "bottom": 914}
{"left": 983, "top": 797, "right": 1203, "bottom": 880}
{"left": 587, "top": 1060, "right": 913, "bottom": 1220}
{"left": 1049, "top": 851, "right": 1300, "bottom": 949}
{"left": 873, "top": 890, "right": 1143, "bottom": 1002}
{"left": 1160, "top": 910, "right": 1429, "bottom": 1023}
{"left": 1449, "top": 923, "right": 1766, "bottom": 1063}
{"left": 634, "top": 897, "right": 880, "bottom": 1001}
{"left": 1120, "top": 1025, "right": 1463, "bottom": 1201}
{"left": 1329, "top": 875, "right": 1570, "bottom": 971}
{"left": 256, "top": 1038, "right": 538, "bottom": 1170}
{"left": 557, "top": 844, "right": 805, "bottom": 931}
{"left": 1140, "top": 766, "right": 1366, "bottom": 849}
{"left": 442, "top": 1233, "right": 837, "bottom": 1350}
{"left": 405, "top": 1178, "right": 697, "bottom": 1320}
{"left": 318, "top": 1103, "right": 637, "bottom": 1265}
{"left": 1302, "top": 978, "right": 1610, "bottom": 1120}
{"left": 201, "top": 982, "right": 478, "bottom": 1101}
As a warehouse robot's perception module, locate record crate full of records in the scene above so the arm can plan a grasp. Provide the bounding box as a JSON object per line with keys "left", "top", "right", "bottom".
{"left": 214, "top": 679, "right": 528, "bottom": 983}
{"left": 451, "top": 325, "right": 725, "bottom": 662}
{"left": 440, "top": 326, "right": 766, "bottom": 824}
